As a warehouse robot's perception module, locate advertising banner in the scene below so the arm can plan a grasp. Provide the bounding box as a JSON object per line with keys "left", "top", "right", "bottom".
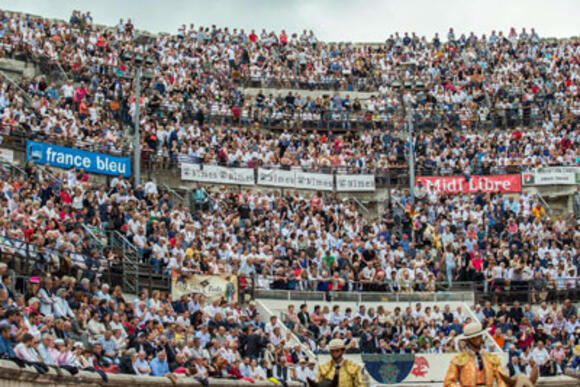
{"left": 171, "top": 272, "right": 238, "bottom": 303}
{"left": 416, "top": 175, "right": 521, "bottom": 194}
{"left": 295, "top": 171, "right": 334, "bottom": 191}
{"left": 336, "top": 174, "right": 376, "bottom": 192}
{"left": 181, "top": 162, "right": 255, "bottom": 185}
{"left": 26, "top": 141, "right": 131, "bottom": 177}
{"left": 522, "top": 166, "right": 580, "bottom": 186}
{"left": 257, "top": 168, "right": 334, "bottom": 191}
{"left": 257, "top": 168, "right": 296, "bottom": 188}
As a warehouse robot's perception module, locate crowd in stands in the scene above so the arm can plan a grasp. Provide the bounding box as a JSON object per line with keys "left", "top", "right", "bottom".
{"left": 0, "top": 10, "right": 578, "bottom": 176}
{"left": 283, "top": 302, "right": 475, "bottom": 355}
{"left": 476, "top": 299, "right": 580, "bottom": 377}
{"left": 0, "top": 158, "right": 578, "bottom": 298}
{"left": 0, "top": 266, "right": 316, "bottom": 384}
{"left": 0, "top": 7, "right": 579, "bottom": 383}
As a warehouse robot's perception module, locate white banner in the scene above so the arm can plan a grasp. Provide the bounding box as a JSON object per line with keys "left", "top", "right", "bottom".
{"left": 257, "top": 169, "right": 334, "bottom": 191}
{"left": 181, "top": 163, "right": 255, "bottom": 185}
{"left": 0, "top": 148, "right": 14, "bottom": 163}
{"left": 336, "top": 174, "right": 376, "bottom": 191}
{"left": 295, "top": 171, "right": 334, "bottom": 191}
{"left": 257, "top": 168, "right": 296, "bottom": 188}
{"left": 522, "top": 171, "right": 579, "bottom": 186}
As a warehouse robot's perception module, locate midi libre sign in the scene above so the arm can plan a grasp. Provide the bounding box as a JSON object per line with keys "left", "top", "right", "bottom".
{"left": 26, "top": 141, "right": 131, "bottom": 177}
{"left": 416, "top": 175, "right": 521, "bottom": 194}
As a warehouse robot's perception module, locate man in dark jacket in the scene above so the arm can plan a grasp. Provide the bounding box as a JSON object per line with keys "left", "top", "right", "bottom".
{"left": 244, "top": 327, "right": 266, "bottom": 359}
{"left": 119, "top": 348, "right": 137, "bottom": 374}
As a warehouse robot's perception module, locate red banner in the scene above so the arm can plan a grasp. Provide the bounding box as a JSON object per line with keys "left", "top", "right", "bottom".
{"left": 416, "top": 175, "right": 521, "bottom": 194}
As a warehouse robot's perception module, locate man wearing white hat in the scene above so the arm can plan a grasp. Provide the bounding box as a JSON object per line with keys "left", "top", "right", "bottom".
{"left": 444, "top": 322, "right": 536, "bottom": 387}
{"left": 316, "top": 338, "right": 362, "bottom": 387}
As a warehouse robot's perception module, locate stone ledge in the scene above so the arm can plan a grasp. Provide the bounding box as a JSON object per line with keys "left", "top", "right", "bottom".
{"left": 0, "top": 359, "right": 300, "bottom": 386}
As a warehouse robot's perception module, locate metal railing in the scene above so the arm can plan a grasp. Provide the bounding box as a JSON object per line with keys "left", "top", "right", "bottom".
{"left": 160, "top": 183, "right": 188, "bottom": 208}
{"left": 107, "top": 231, "right": 140, "bottom": 294}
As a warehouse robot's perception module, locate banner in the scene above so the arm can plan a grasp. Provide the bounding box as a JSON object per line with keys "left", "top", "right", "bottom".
{"left": 0, "top": 148, "right": 15, "bottom": 163}
{"left": 336, "top": 174, "right": 376, "bottom": 192}
{"left": 522, "top": 171, "right": 579, "bottom": 186}
{"left": 26, "top": 141, "right": 131, "bottom": 177}
{"left": 523, "top": 166, "right": 580, "bottom": 186}
{"left": 171, "top": 272, "right": 238, "bottom": 302}
{"left": 181, "top": 162, "right": 255, "bottom": 185}
{"left": 257, "top": 168, "right": 334, "bottom": 191}
{"left": 257, "top": 168, "right": 296, "bottom": 188}
{"left": 416, "top": 175, "right": 521, "bottom": 194}
{"left": 317, "top": 352, "right": 507, "bottom": 385}
{"left": 295, "top": 171, "right": 334, "bottom": 191}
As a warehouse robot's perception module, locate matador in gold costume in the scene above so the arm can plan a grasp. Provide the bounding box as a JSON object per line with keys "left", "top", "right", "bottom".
{"left": 316, "top": 339, "right": 363, "bottom": 387}
{"left": 444, "top": 322, "right": 537, "bottom": 387}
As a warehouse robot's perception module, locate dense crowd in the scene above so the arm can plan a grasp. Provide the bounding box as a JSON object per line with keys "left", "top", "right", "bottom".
{"left": 0, "top": 10, "right": 578, "bottom": 176}
{"left": 0, "top": 269, "right": 315, "bottom": 384}
{"left": 0, "top": 7, "right": 579, "bottom": 383}
{"left": 0, "top": 160, "right": 578, "bottom": 297}
{"left": 283, "top": 302, "right": 475, "bottom": 354}
{"left": 477, "top": 299, "right": 580, "bottom": 377}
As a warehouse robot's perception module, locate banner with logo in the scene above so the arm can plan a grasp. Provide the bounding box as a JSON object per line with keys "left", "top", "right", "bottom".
{"left": 522, "top": 166, "right": 580, "bottom": 186}
{"left": 257, "top": 168, "right": 334, "bottom": 191}
{"left": 171, "top": 272, "right": 238, "bottom": 303}
{"left": 416, "top": 175, "right": 521, "bottom": 194}
{"left": 26, "top": 141, "right": 131, "bottom": 177}
{"left": 181, "top": 162, "right": 255, "bottom": 185}
{"left": 0, "top": 148, "right": 15, "bottom": 163}
{"left": 336, "top": 174, "right": 376, "bottom": 192}
{"left": 257, "top": 168, "right": 296, "bottom": 188}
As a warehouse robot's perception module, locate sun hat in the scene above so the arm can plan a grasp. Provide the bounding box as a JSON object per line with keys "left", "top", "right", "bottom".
{"left": 328, "top": 338, "right": 345, "bottom": 350}
{"left": 457, "top": 322, "right": 489, "bottom": 341}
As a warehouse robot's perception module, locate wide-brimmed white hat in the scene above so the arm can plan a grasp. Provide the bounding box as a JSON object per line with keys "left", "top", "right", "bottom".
{"left": 328, "top": 338, "right": 345, "bottom": 350}
{"left": 457, "top": 322, "right": 489, "bottom": 341}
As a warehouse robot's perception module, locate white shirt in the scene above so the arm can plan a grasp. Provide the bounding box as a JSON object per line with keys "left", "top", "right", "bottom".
{"left": 531, "top": 347, "right": 550, "bottom": 365}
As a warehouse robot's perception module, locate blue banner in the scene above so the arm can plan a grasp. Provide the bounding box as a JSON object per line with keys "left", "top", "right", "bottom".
{"left": 26, "top": 141, "right": 131, "bottom": 177}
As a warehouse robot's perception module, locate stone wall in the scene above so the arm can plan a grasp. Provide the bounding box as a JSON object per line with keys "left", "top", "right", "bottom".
{"left": 0, "top": 359, "right": 300, "bottom": 387}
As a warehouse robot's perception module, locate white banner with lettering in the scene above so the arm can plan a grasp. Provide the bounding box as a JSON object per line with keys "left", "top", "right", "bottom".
{"left": 181, "top": 163, "right": 255, "bottom": 185}
{"left": 522, "top": 166, "right": 580, "bottom": 186}
{"left": 257, "top": 168, "right": 296, "bottom": 188}
{"left": 336, "top": 174, "right": 376, "bottom": 191}
{"left": 295, "top": 171, "right": 334, "bottom": 191}
{"left": 257, "top": 169, "right": 333, "bottom": 191}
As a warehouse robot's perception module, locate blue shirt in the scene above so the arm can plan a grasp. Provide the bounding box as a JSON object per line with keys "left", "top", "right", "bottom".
{"left": 0, "top": 336, "right": 16, "bottom": 358}
{"left": 150, "top": 357, "right": 169, "bottom": 376}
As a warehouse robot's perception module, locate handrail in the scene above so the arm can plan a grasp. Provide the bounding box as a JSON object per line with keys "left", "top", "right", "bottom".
{"left": 350, "top": 196, "right": 370, "bottom": 215}
{"left": 81, "top": 224, "right": 106, "bottom": 249}
{"left": 0, "top": 69, "right": 32, "bottom": 105}
{"left": 0, "top": 160, "right": 28, "bottom": 179}
{"left": 161, "top": 183, "right": 187, "bottom": 206}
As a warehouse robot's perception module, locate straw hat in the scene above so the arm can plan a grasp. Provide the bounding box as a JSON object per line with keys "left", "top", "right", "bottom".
{"left": 328, "top": 338, "right": 345, "bottom": 350}
{"left": 457, "top": 322, "right": 489, "bottom": 341}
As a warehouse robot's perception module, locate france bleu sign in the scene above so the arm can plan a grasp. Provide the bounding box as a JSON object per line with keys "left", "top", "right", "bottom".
{"left": 26, "top": 141, "right": 131, "bottom": 177}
